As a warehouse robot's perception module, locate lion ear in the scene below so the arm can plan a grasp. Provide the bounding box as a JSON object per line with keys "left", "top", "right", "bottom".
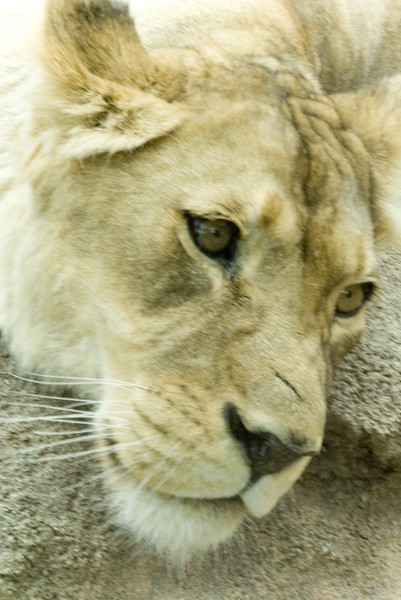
{"left": 333, "top": 77, "right": 401, "bottom": 247}
{"left": 37, "top": 0, "right": 186, "bottom": 159}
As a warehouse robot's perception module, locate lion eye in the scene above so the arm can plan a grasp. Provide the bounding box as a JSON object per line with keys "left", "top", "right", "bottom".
{"left": 335, "top": 283, "right": 374, "bottom": 318}
{"left": 186, "top": 214, "right": 238, "bottom": 261}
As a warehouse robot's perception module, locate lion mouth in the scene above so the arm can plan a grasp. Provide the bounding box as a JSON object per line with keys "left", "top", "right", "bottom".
{"left": 141, "top": 454, "right": 311, "bottom": 518}
{"left": 94, "top": 430, "right": 311, "bottom": 562}
{"left": 103, "top": 456, "right": 306, "bottom": 563}
{"left": 108, "top": 454, "right": 309, "bottom": 513}
{"left": 101, "top": 432, "right": 310, "bottom": 521}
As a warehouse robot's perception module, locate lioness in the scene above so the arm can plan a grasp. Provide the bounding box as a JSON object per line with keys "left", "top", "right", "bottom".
{"left": 0, "top": 0, "right": 401, "bottom": 563}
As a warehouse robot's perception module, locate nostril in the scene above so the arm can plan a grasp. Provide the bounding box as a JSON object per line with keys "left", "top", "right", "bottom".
{"left": 249, "top": 438, "right": 271, "bottom": 461}
{"left": 224, "top": 403, "right": 317, "bottom": 481}
{"left": 225, "top": 404, "right": 276, "bottom": 467}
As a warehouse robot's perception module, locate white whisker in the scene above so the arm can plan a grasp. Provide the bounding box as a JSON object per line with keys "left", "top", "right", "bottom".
{"left": 15, "top": 391, "right": 100, "bottom": 406}
{"left": 1, "top": 401, "right": 132, "bottom": 423}
{"left": 62, "top": 452, "right": 157, "bottom": 491}
{"left": 0, "top": 415, "right": 96, "bottom": 425}
{"left": 138, "top": 441, "right": 182, "bottom": 490}
{"left": 3, "top": 401, "right": 92, "bottom": 415}
{"left": 64, "top": 462, "right": 127, "bottom": 491}
{"left": 34, "top": 431, "right": 101, "bottom": 440}
{"left": 78, "top": 439, "right": 158, "bottom": 476}
{"left": 0, "top": 413, "right": 136, "bottom": 427}
{"left": 18, "top": 433, "right": 115, "bottom": 453}
{"left": 36, "top": 426, "right": 112, "bottom": 437}
{"left": 9, "top": 371, "right": 160, "bottom": 394}
{"left": 150, "top": 453, "right": 185, "bottom": 494}
{"left": 31, "top": 437, "right": 161, "bottom": 462}
{"left": 3, "top": 398, "right": 144, "bottom": 422}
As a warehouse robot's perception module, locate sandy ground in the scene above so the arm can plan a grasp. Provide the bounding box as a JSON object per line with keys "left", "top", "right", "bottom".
{"left": 1, "top": 249, "right": 400, "bottom": 600}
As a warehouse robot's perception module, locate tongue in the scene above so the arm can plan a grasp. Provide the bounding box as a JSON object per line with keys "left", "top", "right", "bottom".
{"left": 240, "top": 457, "right": 311, "bottom": 518}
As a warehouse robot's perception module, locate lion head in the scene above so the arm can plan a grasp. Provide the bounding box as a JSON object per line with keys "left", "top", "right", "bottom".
{"left": 1, "top": 0, "right": 401, "bottom": 562}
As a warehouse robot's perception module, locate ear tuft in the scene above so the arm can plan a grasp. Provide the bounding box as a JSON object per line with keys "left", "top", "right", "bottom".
{"left": 34, "top": 0, "right": 186, "bottom": 159}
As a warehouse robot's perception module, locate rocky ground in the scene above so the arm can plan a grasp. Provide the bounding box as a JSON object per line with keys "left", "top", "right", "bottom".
{"left": 1, "top": 249, "right": 400, "bottom": 600}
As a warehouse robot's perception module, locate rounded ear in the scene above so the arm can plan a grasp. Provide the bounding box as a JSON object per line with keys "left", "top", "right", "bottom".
{"left": 333, "top": 77, "right": 401, "bottom": 248}
{"left": 34, "top": 0, "right": 186, "bottom": 159}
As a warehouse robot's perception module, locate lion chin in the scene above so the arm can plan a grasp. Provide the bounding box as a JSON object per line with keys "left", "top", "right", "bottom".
{"left": 105, "top": 458, "right": 310, "bottom": 563}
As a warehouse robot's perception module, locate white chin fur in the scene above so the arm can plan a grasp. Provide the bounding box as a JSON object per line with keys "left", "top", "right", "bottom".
{"left": 240, "top": 457, "right": 311, "bottom": 518}
{"left": 106, "top": 459, "right": 310, "bottom": 563}
{"left": 108, "top": 478, "right": 244, "bottom": 565}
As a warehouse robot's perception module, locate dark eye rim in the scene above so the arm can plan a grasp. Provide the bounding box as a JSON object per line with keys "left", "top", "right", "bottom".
{"left": 334, "top": 281, "right": 376, "bottom": 319}
{"left": 184, "top": 211, "right": 239, "bottom": 263}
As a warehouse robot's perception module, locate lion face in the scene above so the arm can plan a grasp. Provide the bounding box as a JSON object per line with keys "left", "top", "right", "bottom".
{"left": 1, "top": 0, "right": 400, "bottom": 562}
{"left": 35, "top": 94, "right": 376, "bottom": 559}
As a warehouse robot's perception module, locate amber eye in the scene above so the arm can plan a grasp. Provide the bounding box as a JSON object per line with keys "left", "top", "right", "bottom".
{"left": 185, "top": 213, "right": 238, "bottom": 261}
{"left": 335, "top": 283, "right": 374, "bottom": 318}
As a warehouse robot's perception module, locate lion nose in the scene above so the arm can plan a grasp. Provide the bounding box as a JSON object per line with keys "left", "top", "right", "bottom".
{"left": 224, "top": 404, "right": 319, "bottom": 482}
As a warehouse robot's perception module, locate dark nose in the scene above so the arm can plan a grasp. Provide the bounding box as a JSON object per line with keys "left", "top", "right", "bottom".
{"left": 225, "top": 404, "right": 318, "bottom": 482}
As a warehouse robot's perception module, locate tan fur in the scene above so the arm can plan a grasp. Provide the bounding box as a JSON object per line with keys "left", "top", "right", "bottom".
{"left": 1, "top": 0, "right": 401, "bottom": 562}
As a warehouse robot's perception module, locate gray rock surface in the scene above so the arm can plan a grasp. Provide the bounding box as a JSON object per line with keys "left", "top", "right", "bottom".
{"left": 1, "top": 249, "right": 400, "bottom": 600}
